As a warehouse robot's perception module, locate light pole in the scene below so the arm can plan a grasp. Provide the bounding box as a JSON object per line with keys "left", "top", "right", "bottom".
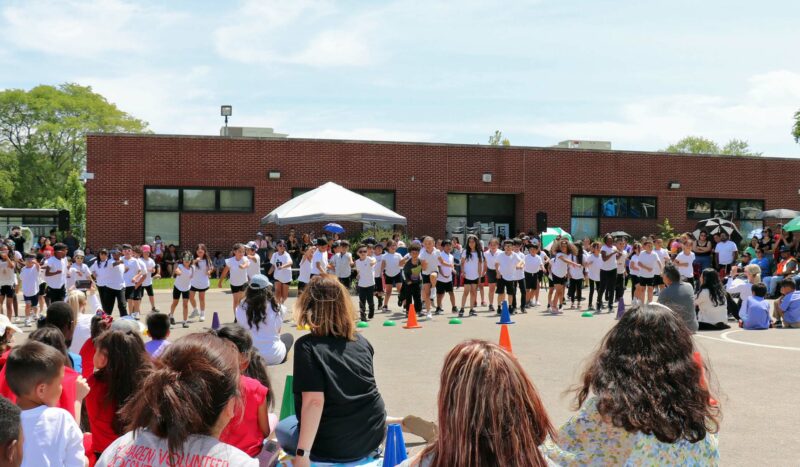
{"left": 220, "top": 105, "right": 232, "bottom": 136}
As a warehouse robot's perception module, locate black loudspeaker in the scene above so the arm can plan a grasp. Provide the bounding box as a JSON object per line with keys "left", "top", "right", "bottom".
{"left": 536, "top": 211, "right": 548, "bottom": 234}
{"left": 57, "top": 209, "right": 70, "bottom": 231}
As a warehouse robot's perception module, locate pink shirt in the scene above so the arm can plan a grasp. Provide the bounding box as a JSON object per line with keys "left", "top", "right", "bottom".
{"left": 219, "top": 375, "right": 268, "bottom": 457}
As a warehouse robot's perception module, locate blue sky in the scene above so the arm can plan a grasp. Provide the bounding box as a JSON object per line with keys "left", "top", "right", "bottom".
{"left": 2, "top": 0, "right": 799, "bottom": 156}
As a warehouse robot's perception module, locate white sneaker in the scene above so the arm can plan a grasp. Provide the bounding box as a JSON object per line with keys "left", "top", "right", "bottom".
{"left": 24, "top": 317, "right": 32, "bottom": 327}
{"left": 189, "top": 309, "right": 200, "bottom": 320}
{"left": 199, "top": 311, "right": 206, "bottom": 322}
{"left": 426, "top": 311, "right": 433, "bottom": 319}
{"left": 132, "top": 312, "right": 140, "bottom": 320}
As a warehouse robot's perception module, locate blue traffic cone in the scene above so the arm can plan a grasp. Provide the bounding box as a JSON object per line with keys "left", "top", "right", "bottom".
{"left": 382, "top": 423, "right": 408, "bottom": 466}
{"left": 616, "top": 296, "right": 625, "bottom": 320}
{"left": 211, "top": 311, "right": 221, "bottom": 330}
{"left": 496, "top": 300, "right": 514, "bottom": 325}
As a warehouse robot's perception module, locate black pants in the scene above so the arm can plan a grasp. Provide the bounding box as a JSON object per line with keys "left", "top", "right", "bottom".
{"left": 568, "top": 278, "right": 583, "bottom": 303}
{"left": 615, "top": 273, "right": 626, "bottom": 303}
{"left": 598, "top": 269, "right": 617, "bottom": 307}
{"left": 99, "top": 286, "right": 128, "bottom": 316}
{"left": 357, "top": 285, "right": 375, "bottom": 316}
{"left": 402, "top": 282, "right": 422, "bottom": 315}
{"left": 588, "top": 280, "right": 599, "bottom": 305}
{"left": 511, "top": 279, "right": 526, "bottom": 309}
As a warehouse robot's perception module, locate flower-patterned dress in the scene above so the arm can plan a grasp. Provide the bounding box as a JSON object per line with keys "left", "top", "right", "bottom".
{"left": 542, "top": 397, "right": 720, "bottom": 466}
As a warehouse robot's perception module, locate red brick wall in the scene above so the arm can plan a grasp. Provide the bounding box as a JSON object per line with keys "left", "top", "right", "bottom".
{"left": 86, "top": 134, "right": 800, "bottom": 251}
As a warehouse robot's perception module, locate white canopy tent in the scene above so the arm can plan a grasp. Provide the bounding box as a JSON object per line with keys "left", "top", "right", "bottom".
{"left": 261, "top": 182, "right": 407, "bottom": 226}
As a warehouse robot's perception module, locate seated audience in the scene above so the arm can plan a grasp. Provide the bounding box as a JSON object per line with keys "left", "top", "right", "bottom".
{"left": 6, "top": 341, "right": 87, "bottom": 466}
{"left": 543, "top": 302, "right": 720, "bottom": 464}
{"left": 724, "top": 264, "right": 760, "bottom": 320}
{"left": 144, "top": 313, "right": 171, "bottom": 358}
{"left": 696, "top": 269, "right": 730, "bottom": 330}
{"left": 657, "top": 264, "right": 698, "bottom": 333}
{"left": 740, "top": 283, "right": 771, "bottom": 330}
{"left": 276, "top": 275, "right": 386, "bottom": 465}
{"left": 401, "top": 340, "right": 556, "bottom": 467}
{"left": 773, "top": 278, "right": 800, "bottom": 328}
{"left": 765, "top": 246, "right": 796, "bottom": 297}
{"left": 0, "top": 395, "right": 23, "bottom": 466}
{"left": 96, "top": 333, "right": 257, "bottom": 466}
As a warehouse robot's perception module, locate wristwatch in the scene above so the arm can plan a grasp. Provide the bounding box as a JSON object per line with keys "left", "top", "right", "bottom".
{"left": 296, "top": 448, "right": 310, "bottom": 458}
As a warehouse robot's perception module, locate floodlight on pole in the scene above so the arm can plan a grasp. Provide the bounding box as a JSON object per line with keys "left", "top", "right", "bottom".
{"left": 220, "top": 105, "right": 232, "bottom": 136}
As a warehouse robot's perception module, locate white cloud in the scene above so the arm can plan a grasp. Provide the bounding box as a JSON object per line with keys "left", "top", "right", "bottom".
{"left": 294, "top": 127, "right": 434, "bottom": 142}
{"left": 1, "top": 0, "right": 181, "bottom": 58}
{"left": 213, "top": 0, "right": 374, "bottom": 67}
{"left": 518, "top": 70, "right": 800, "bottom": 156}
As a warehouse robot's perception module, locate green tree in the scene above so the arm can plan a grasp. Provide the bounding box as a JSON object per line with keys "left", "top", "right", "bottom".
{"left": 657, "top": 218, "right": 677, "bottom": 241}
{"left": 793, "top": 109, "right": 800, "bottom": 143}
{"left": 0, "top": 83, "right": 149, "bottom": 233}
{"left": 488, "top": 130, "right": 510, "bottom": 146}
{"left": 662, "top": 136, "right": 761, "bottom": 156}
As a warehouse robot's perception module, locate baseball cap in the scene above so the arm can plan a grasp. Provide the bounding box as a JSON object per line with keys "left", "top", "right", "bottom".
{"left": 249, "top": 274, "right": 271, "bottom": 290}
{"left": 111, "top": 316, "right": 145, "bottom": 334}
{"left": 256, "top": 232, "right": 264, "bottom": 237}
{"left": 246, "top": 241, "right": 258, "bottom": 250}
{"left": 0, "top": 314, "right": 22, "bottom": 336}
{"left": 109, "top": 248, "right": 121, "bottom": 255}
{"left": 141, "top": 244, "right": 151, "bottom": 252}
{"left": 74, "top": 250, "right": 85, "bottom": 258}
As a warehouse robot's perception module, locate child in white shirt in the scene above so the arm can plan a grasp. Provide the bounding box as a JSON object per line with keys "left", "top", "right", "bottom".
{"left": 20, "top": 253, "right": 41, "bottom": 326}
{"left": 354, "top": 245, "right": 377, "bottom": 321}
{"left": 435, "top": 240, "right": 457, "bottom": 315}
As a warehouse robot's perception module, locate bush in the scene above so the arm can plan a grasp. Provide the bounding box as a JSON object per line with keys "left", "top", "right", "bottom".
{"left": 348, "top": 228, "right": 409, "bottom": 254}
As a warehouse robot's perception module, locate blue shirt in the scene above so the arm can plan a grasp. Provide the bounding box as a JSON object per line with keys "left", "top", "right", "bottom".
{"left": 751, "top": 257, "right": 771, "bottom": 275}
{"left": 779, "top": 291, "right": 800, "bottom": 324}
{"left": 741, "top": 297, "right": 770, "bottom": 330}
{"left": 68, "top": 352, "right": 82, "bottom": 374}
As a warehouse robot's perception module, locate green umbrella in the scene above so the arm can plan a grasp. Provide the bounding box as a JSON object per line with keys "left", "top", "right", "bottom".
{"left": 541, "top": 227, "right": 573, "bottom": 250}
{"left": 782, "top": 216, "right": 800, "bottom": 232}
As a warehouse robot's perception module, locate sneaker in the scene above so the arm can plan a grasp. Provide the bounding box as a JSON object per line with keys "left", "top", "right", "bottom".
{"left": 189, "top": 309, "right": 200, "bottom": 320}
{"left": 132, "top": 312, "right": 140, "bottom": 321}
{"left": 199, "top": 311, "right": 206, "bottom": 322}
{"left": 368, "top": 311, "right": 375, "bottom": 320}
{"left": 451, "top": 306, "right": 459, "bottom": 314}
{"left": 458, "top": 309, "right": 464, "bottom": 317}
{"left": 588, "top": 305, "right": 595, "bottom": 311}
{"left": 533, "top": 300, "right": 539, "bottom": 307}
{"left": 434, "top": 307, "right": 443, "bottom": 315}
{"left": 360, "top": 312, "right": 367, "bottom": 322}
{"left": 426, "top": 311, "right": 433, "bottom": 319}
{"left": 775, "top": 319, "right": 783, "bottom": 328}
{"left": 169, "top": 315, "right": 176, "bottom": 325}
{"left": 521, "top": 307, "right": 528, "bottom": 314}
{"left": 182, "top": 321, "right": 190, "bottom": 328}
{"left": 481, "top": 301, "right": 487, "bottom": 307}
{"left": 24, "top": 317, "right": 32, "bottom": 327}
{"left": 469, "top": 308, "right": 477, "bottom": 316}
{"left": 382, "top": 306, "right": 389, "bottom": 313}
{"left": 488, "top": 304, "right": 495, "bottom": 312}
{"left": 151, "top": 307, "right": 160, "bottom": 313}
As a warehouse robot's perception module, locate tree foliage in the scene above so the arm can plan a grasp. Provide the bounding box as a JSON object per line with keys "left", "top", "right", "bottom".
{"left": 661, "top": 136, "right": 761, "bottom": 156}
{"left": 0, "top": 83, "right": 149, "bottom": 237}
{"left": 793, "top": 109, "right": 800, "bottom": 143}
{"left": 488, "top": 130, "right": 510, "bottom": 146}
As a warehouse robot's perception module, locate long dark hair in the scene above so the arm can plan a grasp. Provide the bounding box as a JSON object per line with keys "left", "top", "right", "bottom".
{"left": 698, "top": 268, "right": 726, "bottom": 307}
{"left": 120, "top": 333, "right": 240, "bottom": 457}
{"left": 95, "top": 329, "right": 153, "bottom": 434}
{"left": 215, "top": 324, "right": 274, "bottom": 409}
{"left": 462, "top": 235, "right": 483, "bottom": 263}
{"left": 242, "top": 285, "right": 281, "bottom": 331}
{"left": 194, "top": 243, "right": 210, "bottom": 269}
{"left": 574, "top": 303, "right": 719, "bottom": 443}
{"left": 573, "top": 241, "right": 584, "bottom": 264}
{"left": 28, "top": 326, "right": 71, "bottom": 369}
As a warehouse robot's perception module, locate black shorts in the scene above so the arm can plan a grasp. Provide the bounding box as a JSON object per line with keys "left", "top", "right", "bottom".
{"left": 0, "top": 285, "right": 14, "bottom": 298}
{"left": 230, "top": 284, "right": 247, "bottom": 294}
{"left": 486, "top": 269, "right": 498, "bottom": 284}
{"left": 550, "top": 274, "right": 567, "bottom": 286}
{"left": 190, "top": 286, "right": 209, "bottom": 292}
{"left": 653, "top": 275, "right": 664, "bottom": 286}
{"left": 638, "top": 277, "right": 655, "bottom": 287}
{"left": 38, "top": 283, "right": 47, "bottom": 296}
{"left": 629, "top": 275, "right": 639, "bottom": 286}
{"left": 422, "top": 273, "right": 432, "bottom": 285}
{"left": 524, "top": 272, "right": 541, "bottom": 290}
{"left": 143, "top": 285, "right": 155, "bottom": 296}
{"left": 24, "top": 295, "right": 39, "bottom": 305}
{"left": 338, "top": 277, "right": 352, "bottom": 288}
{"left": 436, "top": 281, "right": 454, "bottom": 294}
{"left": 463, "top": 277, "right": 480, "bottom": 285}
{"left": 172, "top": 287, "right": 190, "bottom": 300}
{"left": 298, "top": 281, "right": 307, "bottom": 292}
{"left": 385, "top": 273, "right": 403, "bottom": 285}
{"left": 495, "top": 278, "right": 515, "bottom": 295}
{"left": 125, "top": 285, "right": 143, "bottom": 300}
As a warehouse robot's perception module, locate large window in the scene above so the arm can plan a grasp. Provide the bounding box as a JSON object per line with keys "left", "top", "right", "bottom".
{"left": 144, "top": 187, "right": 255, "bottom": 245}
{"left": 447, "top": 193, "right": 515, "bottom": 238}
{"left": 687, "top": 198, "right": 764, "bottom": 236}
{"left": 571, "top": 195, "right": 657, "bottom": 240}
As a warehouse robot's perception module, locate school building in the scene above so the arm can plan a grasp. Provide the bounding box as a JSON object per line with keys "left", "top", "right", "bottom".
{"left": 85, "top": 133, "right": 800, "bottom": 251}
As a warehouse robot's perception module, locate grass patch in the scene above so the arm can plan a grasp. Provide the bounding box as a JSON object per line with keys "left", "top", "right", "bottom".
{"left": 150, "top": 277, "right": 299, "bottom": 289}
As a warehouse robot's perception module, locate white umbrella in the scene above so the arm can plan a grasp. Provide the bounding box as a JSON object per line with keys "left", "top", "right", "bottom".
{"left": 758, "top": 209, "right": 800, "bottom": 220}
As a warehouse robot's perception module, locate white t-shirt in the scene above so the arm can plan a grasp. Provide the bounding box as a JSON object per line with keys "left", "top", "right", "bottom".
{"left": 629, "top": 253, "right": 639, "bottom": 276}
{"left": 438, "top": 251, "right": 454, "bottom": 283}
{"left": 0, "top": 259, "right": 15, "bottom": 286}
{"left": 715, "top": 241, "right": 738, "bottom": 265}
{"left": 653, "top": 248, "right": 670, "bottom": 274}
{"left": 20, "top": 405, "right": 86, "bottom": 467}
{"left": 331, "top": 252, "right": 352, "bottom": 279}
{"left": 298, "top": 257, "right": 313, "bottom": 283}
{"left": 382, "top": 252, "right": 403, "bottom": 277}
{"left": 695, "top": 289, "right": 728, "bottom": 325}
{"left": 462, "top": 252, "right": 482, "bottom": 280}
{"left": 372, "top": 254, "right": 383, "bottom": 279}
{"left": 551, "top": 252, "right": 572, "bottom": 278}
{"left": 636, "top": 251, "right": 659, "bottom": 278}
{"left": 524, "top": 252, "right": 543, "bottom": 274}
{"left": 44, "top": 256, "right": 67, "bottom": 289}
{"left": 191, "top": 259, "right": 212, "bottom": 289}
{"left": 246, "top": 254, "right": 261, "bottom": 280}
{"left": 600, "top": 245, "right": 618, "bottom": 271}
{"left": 98, "top": 430, "right": 256, "bottom": 467}
{"left": 141, "top": 257, "right": 156, "bottom": 287}
{"left": 174, "top": 264, "right": 193, "bottom": 292}
{"left": 675, "top": 251, "right": 696, "bottom": 279}
{"left": 225, "top": 256, "right": 249, "bottom": 287}
{"left": 496, "top": 252, "right": 519, "bottom": 280}
{"left": 419, "top": 247, "right": 440, "bottom": 275}
{"left": 20, "top": 265, "right": 39, "bottom": 297}
{"left": 67, "top": 263, "right": 91, "bottom": 290}
{"left": 484, "top": 249, "right": 500, "bottom": 270}
{"left": 123, "top": 257, "right": 143, "bottom": 287}
{"left": 235, "top": 301, "right": 288, "bottom": 365}
{"left": 355, "top": 258, "right": 376, "bottom": 287}
{"left": 311, "top": 250, "right": 328, "bottom": 275}
{"left": 616, "top": 250, "right": 628, "bottom": 274}
{"left": 569, "top": 256, "right": 585, "bottom": 280}
{"left": 97, "top": 259, "right": 125, "bottom": 290}
{"left": 270, "top": 251, "right": 293, "bottom": 284}
{"left": 70, "top": 313, "right": 94, "bottom": 354}
{"left": 585, "top": 253, "right": 602, "bottom": 282}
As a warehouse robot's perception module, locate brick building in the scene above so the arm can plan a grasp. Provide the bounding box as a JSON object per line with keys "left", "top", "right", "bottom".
{"left": 86, "top": 133, "right": 800, "bottom": 251}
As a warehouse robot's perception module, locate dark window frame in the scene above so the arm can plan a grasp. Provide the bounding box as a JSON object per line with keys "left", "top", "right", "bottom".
{"left": 144, "top": 186, "right": 255, "bottom": 213}
{"left": 446, "top": 192, "right": 516, "bottom": 233}
{"left": 686, "top": 198, "right": 764, "bottom": 220}
{"left": 571, "top": 195, "right": 658, "bottom": 219}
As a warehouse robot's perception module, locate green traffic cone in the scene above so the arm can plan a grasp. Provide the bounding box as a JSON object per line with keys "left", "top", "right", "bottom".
{"left": 279, "top": 375, "right": 295, "bottom": 420}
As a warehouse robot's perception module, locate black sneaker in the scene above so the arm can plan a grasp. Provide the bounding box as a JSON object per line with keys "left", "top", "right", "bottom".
{"left": 368, "top": 311, "right": 375, "bottom": 320}
{"left": 360, "top": 312, "right": 367, "bottom": 322}
{"left": 469, "top": 308, "right": 478, "bottom": 316}
{"left": 775, "top": 319, "right": 783, "bottom": 328}
{"left": 169, "top": 315, "right": 175, "bottom": 325}
{"left": 521, "top": 307, "right": 528, "bottom": 314}
{"left": 458, "top": 309, "right": 464, "bottom": 317}
{"left": 509, "top": 307, "right": 516, "bottom": 315}
{"left": 452, "top": 306, "right": 459, "bottom": 314}
{"left": 434, "top": 307, "right": 443, "bottom": 315}
{"left": 488, "top": 304, "right": 495, "bottom": 312}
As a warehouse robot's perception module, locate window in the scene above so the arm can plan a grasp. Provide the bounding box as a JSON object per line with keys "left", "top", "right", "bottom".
{"left": 144, "top": 212, "right": 179, "bottom": 245}
{"left": 220, "top": 189, "right": 253, "bottom": 212}
{"left": 686, "top": 199, "right": 763, "bottom": 220}
{"left": 571, "top": 218, "right": 598, "bottom": 240}
{"left": 360, "top": 191, "right": 395, "bottom": 211}
{"left": 145, "top": 189, "right": 179, "bottom": 210}
{"left": 572, "top": 196, "right": 656, "bottom": 219}
{"left": 571, "top": 197, "right": 598, "bottom": 217}
{"left": 182, "top": 189, "right": 216, "bottom": 211}
{"left": 446, "top": 193, "right": 516, "bottom": 238}
{"left": 447, "top": 194, "right": 467, "bottom": 216}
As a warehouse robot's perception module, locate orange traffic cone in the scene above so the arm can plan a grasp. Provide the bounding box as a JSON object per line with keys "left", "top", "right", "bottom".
{"left": 404, "top": 303, "right": 422, "bottom": 329}
{"left": 499, "top": 324, "right": 513, "bottom": 354}
{"left": 693, "top": 351, "right": 717, "bottom": 406}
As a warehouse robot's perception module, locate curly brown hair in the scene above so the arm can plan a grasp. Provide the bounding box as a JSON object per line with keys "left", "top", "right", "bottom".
{"left": 574, "top": 302, "right": 720, "bottom": 443}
